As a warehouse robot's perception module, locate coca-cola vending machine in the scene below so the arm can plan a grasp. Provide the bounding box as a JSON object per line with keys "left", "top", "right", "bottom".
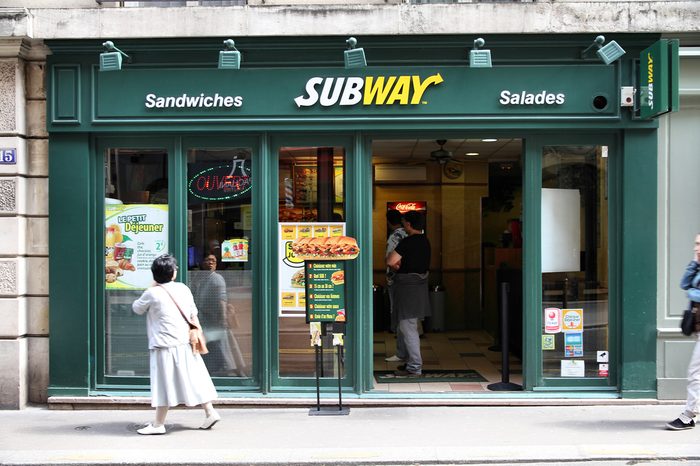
{"left": 386, "top": 201, "right": 427, "bottom": 236}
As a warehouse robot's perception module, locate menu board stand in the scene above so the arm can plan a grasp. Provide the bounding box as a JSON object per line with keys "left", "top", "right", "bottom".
{"left": 305, "top": 260, "right": 350, "bottom": 416}
{"left": 309, "top": 322, "right": 349, "bottom": 416}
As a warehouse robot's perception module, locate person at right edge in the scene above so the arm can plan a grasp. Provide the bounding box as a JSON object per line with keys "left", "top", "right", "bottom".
{"left": 667, "top": 233, "right": 700, "bottom": 430}
{"left": 386, "top": 210, "right": 431, "bottom": 377}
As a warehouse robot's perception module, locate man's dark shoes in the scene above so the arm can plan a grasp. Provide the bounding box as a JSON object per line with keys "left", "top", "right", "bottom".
{"left": 394, "top": 369, "right": 420, "bottom": 377}
{"left": 396, "top": 363, "right": 406, "bottom": 371}
{"left": 666, "top": 417, "right": 695, "bottom": 430}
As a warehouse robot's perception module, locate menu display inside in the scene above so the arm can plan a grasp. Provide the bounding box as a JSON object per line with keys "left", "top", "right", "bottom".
{"left": 305, "top": 261, "right": 346, "bottom": 323}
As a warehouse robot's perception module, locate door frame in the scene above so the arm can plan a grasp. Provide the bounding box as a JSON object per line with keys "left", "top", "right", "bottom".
{"left": 523, "top": 133, "right": 620, "bottom": 391}
{"left": 267, "top": 133, "right": 370, "bottom": 392}
{"left": 93, "top": 134, "right": 263, "bottom": 391}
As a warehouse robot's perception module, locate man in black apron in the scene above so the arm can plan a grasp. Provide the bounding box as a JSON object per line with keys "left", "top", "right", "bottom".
{"left": 386, "top": 210, "right": 431, "bottom": 377}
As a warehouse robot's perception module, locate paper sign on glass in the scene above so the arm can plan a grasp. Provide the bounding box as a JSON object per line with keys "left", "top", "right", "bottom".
{"left": 561, "top": 359, "right": 585, "bottom": 377}
{"left": 105, "top": 204, "right": 168, "bottom": 290}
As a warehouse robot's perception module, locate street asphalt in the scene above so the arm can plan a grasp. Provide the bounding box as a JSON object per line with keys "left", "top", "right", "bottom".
{"left": 1, "top": 403, "right": 700, "bottom": 465}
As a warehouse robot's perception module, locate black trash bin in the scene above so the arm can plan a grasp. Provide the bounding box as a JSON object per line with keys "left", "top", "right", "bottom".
{"left": 373, "top": 284, "right": 386, "bottom": 331}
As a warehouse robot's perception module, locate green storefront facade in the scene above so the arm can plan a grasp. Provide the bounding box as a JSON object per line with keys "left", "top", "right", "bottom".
{"left": 46, "top": 34, "right": 659, "bottom": 400}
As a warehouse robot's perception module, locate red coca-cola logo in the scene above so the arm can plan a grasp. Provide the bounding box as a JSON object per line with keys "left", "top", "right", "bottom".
{"left": 389, "top": 201, "right": 426, "bottom": 213}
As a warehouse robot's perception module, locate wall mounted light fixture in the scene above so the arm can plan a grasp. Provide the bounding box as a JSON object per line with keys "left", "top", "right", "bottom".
{"left": 581, "top": 35, "right": 626, "bottom": 65}
{"left": 219, "top": 39, "right": 241, "bottom": 70}
{"left": 470, "top": 38, "right": 492, "bottom": 68}
{"left": 344, "top": 37, "right": 367, "bottom": 69}
{"left": 100, "top": 41, "right": 130, "bottom": 72}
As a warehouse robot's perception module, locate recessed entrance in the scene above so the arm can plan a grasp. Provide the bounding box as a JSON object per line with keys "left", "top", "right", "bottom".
{"left": 371, "top": 137, "right": 523, "bottom": 393}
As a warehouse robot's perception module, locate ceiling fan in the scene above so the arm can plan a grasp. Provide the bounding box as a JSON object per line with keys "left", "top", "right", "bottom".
{"left": 429, "top": 139, "right": 453, "bottom": 164}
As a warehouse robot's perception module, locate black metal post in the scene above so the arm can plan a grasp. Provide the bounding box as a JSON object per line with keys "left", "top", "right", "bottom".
{"left": 315, "top": 345, "right": 321, "bottom": 411}
{"left": 488, "top": 281, "right": 522, "bottom": 391}
{"left": 337, "top": 345, "right": 343, "bottom": 411}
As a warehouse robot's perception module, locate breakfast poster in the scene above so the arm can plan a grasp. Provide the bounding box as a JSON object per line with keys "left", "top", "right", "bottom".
{"left": 105, "top": 204, "right": 168, "bottom": 290}
{"left": 278, "top": 222, "right": 345, "bottom": 317}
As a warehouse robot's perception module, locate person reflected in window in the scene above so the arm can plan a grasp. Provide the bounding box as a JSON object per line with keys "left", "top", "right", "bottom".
{"left": 668, "top": 233, "right": 700, "bottom": 430}
{"left": 192, "top": 254, "right": 247, "bottom": 377}
{"left": 132, "top": 254, "right": 220, "bottom": 435}
{"left": 386, "top": 211, "right": 431, "bottom": 377}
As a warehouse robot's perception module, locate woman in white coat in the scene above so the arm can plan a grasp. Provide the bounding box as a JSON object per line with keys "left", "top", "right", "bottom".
{"left": 133, "top": 253, "right": 220, "bottom": 435}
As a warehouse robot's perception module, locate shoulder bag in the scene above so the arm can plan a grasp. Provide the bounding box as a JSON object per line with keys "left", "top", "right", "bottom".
{"left": 681, "top": 302, "right": 700, "bottom": 337}
{"left": 158, "top": 284, "right": 209, "bottom": 354}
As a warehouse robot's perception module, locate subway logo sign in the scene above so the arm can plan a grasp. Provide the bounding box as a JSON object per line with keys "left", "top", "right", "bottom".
{"left": 294, "top": 73, "right": 444, "bottom": 107}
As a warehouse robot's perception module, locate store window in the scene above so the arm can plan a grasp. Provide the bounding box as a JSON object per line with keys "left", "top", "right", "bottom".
{"left": 278, "top": 146, "right": 345, "bottom": 377}
{"left": 186, "top": 147, "right": 253, "bottom": 378}
{"left": 541, "top": 145, "right": 609, "bottom": 379}
{"left": 104, "top": 148, "right": 168, "bottom": 377}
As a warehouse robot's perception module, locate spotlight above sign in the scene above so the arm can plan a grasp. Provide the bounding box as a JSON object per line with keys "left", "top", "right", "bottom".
{"left": 581, "top": 35, "right": 625, "bottom": 65}
{"left": 470, "top": 38, "right": 492, "bottom": 68}
{"left": 344, "top": 37, "right": 367, "bottom": 69}
{"left": 219, "top": 39, "right": 241, "bottom": 70}
{"left": 100, "top": 41, "right": 130, "bottom": 72}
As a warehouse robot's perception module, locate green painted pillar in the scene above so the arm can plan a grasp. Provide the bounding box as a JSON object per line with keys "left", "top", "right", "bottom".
{"left": 620, "top": 129, "right": 657, "bottom": 398}
{"left": 49, "top": 133, "right": 92, "bottom": 396}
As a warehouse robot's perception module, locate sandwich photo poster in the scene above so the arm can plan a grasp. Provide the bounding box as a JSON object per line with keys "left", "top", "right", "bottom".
{"left": 278, "top": 222, "right": 345, "bottom": 317}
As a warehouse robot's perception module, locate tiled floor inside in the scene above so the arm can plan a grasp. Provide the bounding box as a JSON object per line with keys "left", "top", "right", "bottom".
{"left": 373, "top": 330, "right": 523, "bottom": 393}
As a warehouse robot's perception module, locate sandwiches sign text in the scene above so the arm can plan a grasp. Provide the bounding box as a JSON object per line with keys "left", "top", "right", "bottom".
{"left": 294, "top": 73, "right": 444, "bottom": 107}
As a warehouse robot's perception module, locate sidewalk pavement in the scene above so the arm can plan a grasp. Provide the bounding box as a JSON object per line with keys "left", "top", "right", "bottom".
{"left": 1, "top": 403, "right": 700, "bottom": 465}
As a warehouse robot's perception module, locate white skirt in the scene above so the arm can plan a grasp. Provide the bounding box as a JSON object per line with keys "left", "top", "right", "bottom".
{"left": 149, "top": 344, "right": 218, "bottom": 408}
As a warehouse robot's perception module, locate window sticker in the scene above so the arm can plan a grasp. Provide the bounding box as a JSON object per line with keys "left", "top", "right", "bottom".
{"left": 597, "top": 351, "right": 609, "bottom": 363}
{"left": 564, "top": 332, "right": 583, "bottom": 357}
{"left": 561, "top": 308, "right": 583, "bottom": 332}
{"left": 544, "top": 307, "right": 562, "bottom": 334}
{"left": 542, "top": 334, "right": 556, "bottom": 350}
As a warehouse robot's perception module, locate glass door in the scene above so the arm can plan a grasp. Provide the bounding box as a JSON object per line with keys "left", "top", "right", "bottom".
{"left": 97, "top": 137, "right": 174, "bottom": 387}
{"left": 525, "top": 136, "right": 618, "bottom": 390}
{"left": 271, "top": 136, "right": 355, "bottom": 390}
{"left": 183, "top": 136, "right": 258, "bottom": 388}
{"left": 96, "top": 135, "right": 259, "bottom": 390}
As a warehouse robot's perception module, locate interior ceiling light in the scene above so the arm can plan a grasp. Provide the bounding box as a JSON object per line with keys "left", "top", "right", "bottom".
{"left": 466, "top": 152, "right": 480, "bottom": 156}
{"left": 469, "top": 38, "right": 492, "bottom": 68}
{"left": 481, "top": 139, "right": 498, "bottom": 142}
{"left": 581, "top": 35, "right": 626, "bottom": 65}
{"left": 219, "top": 39, "right": 241, "bottom": 70}
{"left": 344, "top": 37, "right": 367, "bottom": 69}
{"left": 99, "top": 41, "right": 130, "bottom": 72}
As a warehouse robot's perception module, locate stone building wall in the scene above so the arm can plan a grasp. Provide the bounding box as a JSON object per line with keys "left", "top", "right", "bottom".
{"left": 0, "top": 39, "right": 49, "bottom": 409}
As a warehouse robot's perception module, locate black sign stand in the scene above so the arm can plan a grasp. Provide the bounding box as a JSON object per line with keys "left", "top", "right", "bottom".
{"left": 309, "top": 322, "right": 349, "bottom": 416}
{"left": 488, "top": 282, "right": 523, "bottom": 391}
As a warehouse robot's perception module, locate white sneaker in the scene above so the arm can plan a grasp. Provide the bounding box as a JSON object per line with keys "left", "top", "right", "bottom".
{"left": 199, "top": 411, "right": 221, "bottom": 430}
{"left": 384, "top": 355, "right": 404, "bottom": 362}
{"left": 137, "top": 423, "right": 166, "bottom": 435}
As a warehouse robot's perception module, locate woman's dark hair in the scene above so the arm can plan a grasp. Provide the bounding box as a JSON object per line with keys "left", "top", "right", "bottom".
{"left": 386, "top": 209, "right": 403, "bottom": 226}
{"left": 151, "top": 254, "right": 177, "bottom": 284}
